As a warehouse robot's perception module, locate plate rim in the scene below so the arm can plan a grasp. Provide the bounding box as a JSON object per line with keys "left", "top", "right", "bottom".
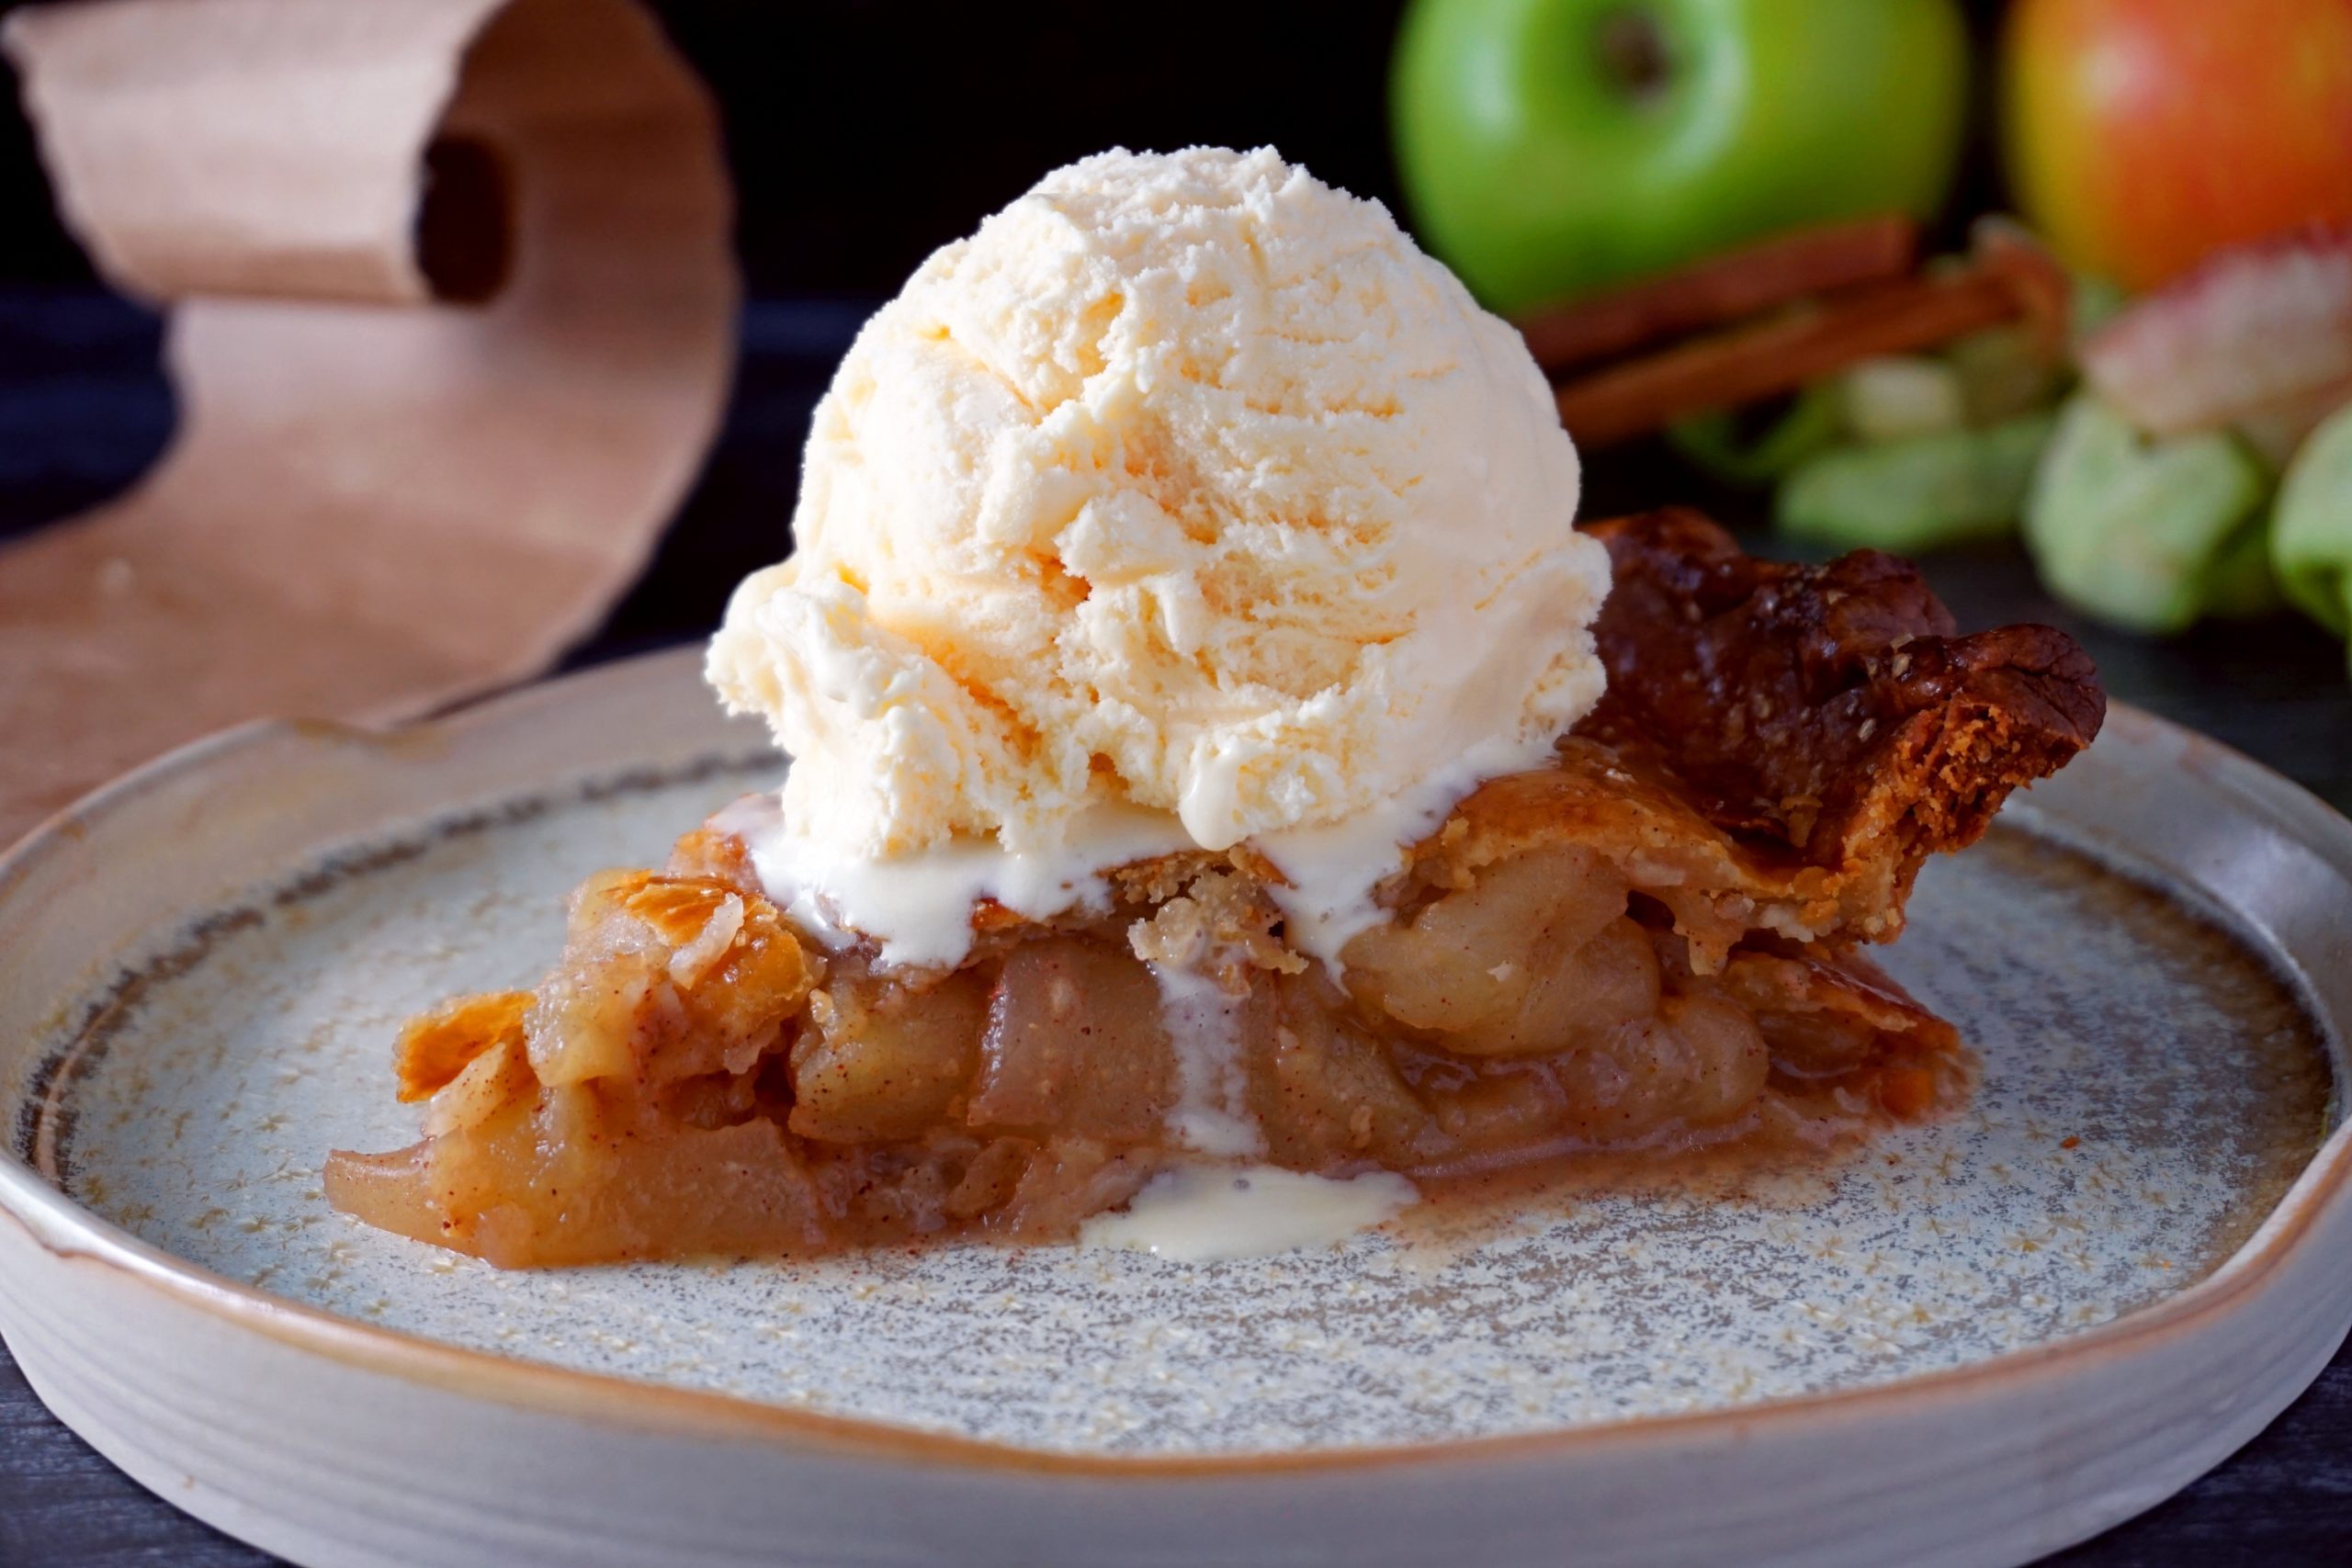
{"left": 3, "top": 647, "right": 2348, "bottom": 1477}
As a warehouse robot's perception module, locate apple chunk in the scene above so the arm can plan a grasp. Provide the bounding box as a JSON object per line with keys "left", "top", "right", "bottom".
{"left": 2273, "top": 400, "right": 2352, "bottom": 651}
{"left": 2080, "top": 226, "right": 2352, "bottom": 452}
{"left": 2024, "top": 395, "right": 2271, "bottom": 635}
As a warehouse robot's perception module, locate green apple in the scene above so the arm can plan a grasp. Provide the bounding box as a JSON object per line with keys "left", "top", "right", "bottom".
{"left": 1391, "top": 0, "right": 1972, "bottom": 314}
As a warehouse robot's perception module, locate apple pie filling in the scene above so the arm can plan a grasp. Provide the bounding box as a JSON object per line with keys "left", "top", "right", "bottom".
{"left": 327, "top": 785, "right": 1948, "bottom": 1267}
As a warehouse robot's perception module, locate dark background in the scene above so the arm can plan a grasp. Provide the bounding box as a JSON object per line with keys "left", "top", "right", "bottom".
{"left": 0, "top": 0, "right": 2026, "bottom": 296}
{"left": 0, "top": 0, "right": 1427, "bottom": 294}
{"left": 0, "top": 2, "right": 2346, "bottom": 1565}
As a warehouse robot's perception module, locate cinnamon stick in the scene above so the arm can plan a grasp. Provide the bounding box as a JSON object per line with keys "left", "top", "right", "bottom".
{"left": 1554, "top": 239, "right": 2071, "bottom": 447}
{"left": 1518, "top": 215, "right": 1918, "bottom": 373}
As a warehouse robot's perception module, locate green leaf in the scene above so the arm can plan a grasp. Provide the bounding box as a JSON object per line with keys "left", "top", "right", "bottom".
{"left": 1665, "top": 381, "right": 1846, "bottom": 488}
{"left": 2201, "top": 520, "right": 2286, "bottom": 622}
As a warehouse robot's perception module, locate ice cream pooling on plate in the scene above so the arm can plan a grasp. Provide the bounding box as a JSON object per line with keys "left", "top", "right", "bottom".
{"left": 707, "top": 146, "right": 1608, "bottom": 969}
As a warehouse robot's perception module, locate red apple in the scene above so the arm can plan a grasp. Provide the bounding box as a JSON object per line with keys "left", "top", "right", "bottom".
{"left": 2001, "top": 0, "right": 2352, "bottom": 292}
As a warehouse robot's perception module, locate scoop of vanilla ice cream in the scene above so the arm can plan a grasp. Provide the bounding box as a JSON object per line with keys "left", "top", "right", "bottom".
{"left": 707, "top": 146, "right": 1610, "bottom": 858}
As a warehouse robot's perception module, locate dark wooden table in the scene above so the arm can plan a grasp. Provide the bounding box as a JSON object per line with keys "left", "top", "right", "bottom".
{"left": 2, "top": 293, "right": 2347, "bottom": 1567}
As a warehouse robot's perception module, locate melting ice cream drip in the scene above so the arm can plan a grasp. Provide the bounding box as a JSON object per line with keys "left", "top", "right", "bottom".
{"left": 1148, "top": 960, "right": 1263, "bottom": 1159}
{"left": 1079, "top": 1166, "right": 1420, "bottom": 1262}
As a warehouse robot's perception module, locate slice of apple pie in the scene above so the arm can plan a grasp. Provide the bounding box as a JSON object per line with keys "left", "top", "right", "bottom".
{"left": 326, "top": 510, "right": 2104, "bottom": 1268}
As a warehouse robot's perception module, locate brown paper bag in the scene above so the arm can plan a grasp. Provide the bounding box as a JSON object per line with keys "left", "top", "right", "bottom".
{"left": 0, "top": 0, "right": 739, "bottom": 844}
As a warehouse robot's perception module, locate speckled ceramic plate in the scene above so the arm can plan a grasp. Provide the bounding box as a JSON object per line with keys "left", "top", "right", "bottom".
{"left": 2, "top": 649, "right": 2347, "bottom": 1568}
